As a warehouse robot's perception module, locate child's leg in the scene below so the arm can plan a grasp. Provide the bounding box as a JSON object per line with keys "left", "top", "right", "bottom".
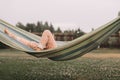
{"left": 4, "top": 29, "right": 56, "bottom": 50}
{"left": 40, "top": 30, "right": 57, "bottom": 49}
{"left": 4, "top": 29, "right": 33, "bottom": 47}
{"left": 4, "top": 29, "right": 42, "bottom": 50}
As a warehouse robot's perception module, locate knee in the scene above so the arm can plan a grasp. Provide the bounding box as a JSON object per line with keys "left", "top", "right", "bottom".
{"left": 43, "top": 30, "right": 51, "bottom": 34}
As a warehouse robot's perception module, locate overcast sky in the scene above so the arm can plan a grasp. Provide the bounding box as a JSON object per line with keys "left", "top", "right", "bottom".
{"left": 0, "top": 0, "right": 120, "bottom": 32}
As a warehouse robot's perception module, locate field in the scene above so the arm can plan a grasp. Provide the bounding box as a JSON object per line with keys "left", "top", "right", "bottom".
{"left": 0, "top": 48, "right": 120, "bottom": 80}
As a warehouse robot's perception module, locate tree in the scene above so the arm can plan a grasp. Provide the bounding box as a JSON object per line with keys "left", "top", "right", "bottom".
{"left": 49, "top": 23, "right": 55, "bottom": 33}
{"left": 36, "top": 21, "right": 44, "bottom": 33}
{"left": 44, "top": 21, "right": 50, "bottom": 30}
{"left": 16, "top": 22, "right": 25, "bottom": 30}
{"left": 74, "top": 28, "right": 85, "bottom": 38}
{"left": 26, "top": 23, "right": 36, "bottom": 32}
{"left": 56, "top": 27, "right": 62, "bottom": 33}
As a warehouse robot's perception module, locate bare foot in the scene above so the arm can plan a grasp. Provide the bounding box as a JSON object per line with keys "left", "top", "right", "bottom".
{"left": 4, "top": 28, "right": 16, "bottom": 38}
{"left": 4, "top": 28, "right": 9, "bottom": 34}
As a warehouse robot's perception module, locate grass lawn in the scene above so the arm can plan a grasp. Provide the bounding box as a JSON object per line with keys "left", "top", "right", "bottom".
{"left": 0, "top": 48, "right": 120, "bottom": 80}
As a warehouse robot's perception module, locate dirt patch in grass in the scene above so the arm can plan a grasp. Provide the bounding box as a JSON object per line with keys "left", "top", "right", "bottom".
{"left": 83, "top": 53, "right": 120, "bottom": 58}
{"left": 82, "top": 48, "right": 120, "bottom": 58}
{"left": 0, "top": 49, "right": 35, "bottom": 59}
{"left": 0, "top": 48, "right": 120, "bottom": 59}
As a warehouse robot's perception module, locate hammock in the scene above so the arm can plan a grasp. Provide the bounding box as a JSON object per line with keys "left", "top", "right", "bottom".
{"left": 0, "top": 16, "right": 120, "bottom": 61}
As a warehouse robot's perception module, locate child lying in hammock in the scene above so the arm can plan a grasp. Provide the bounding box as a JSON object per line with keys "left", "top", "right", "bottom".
{"left": 4, "top": 29, "right": 57, "bottom": 51}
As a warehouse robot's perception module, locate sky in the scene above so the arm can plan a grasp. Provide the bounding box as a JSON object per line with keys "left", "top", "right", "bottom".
{"left": 0, "top": 0, "right": 120, "bottom": 32}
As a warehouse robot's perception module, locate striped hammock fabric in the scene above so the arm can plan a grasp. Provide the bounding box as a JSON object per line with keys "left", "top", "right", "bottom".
{"left": 0, "top": 16, "right": 120, "bottom": 61}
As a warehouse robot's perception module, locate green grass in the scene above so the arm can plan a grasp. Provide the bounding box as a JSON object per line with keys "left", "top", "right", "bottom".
{"left": 0, "top": 49, "right": 120, "bottom": 80}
